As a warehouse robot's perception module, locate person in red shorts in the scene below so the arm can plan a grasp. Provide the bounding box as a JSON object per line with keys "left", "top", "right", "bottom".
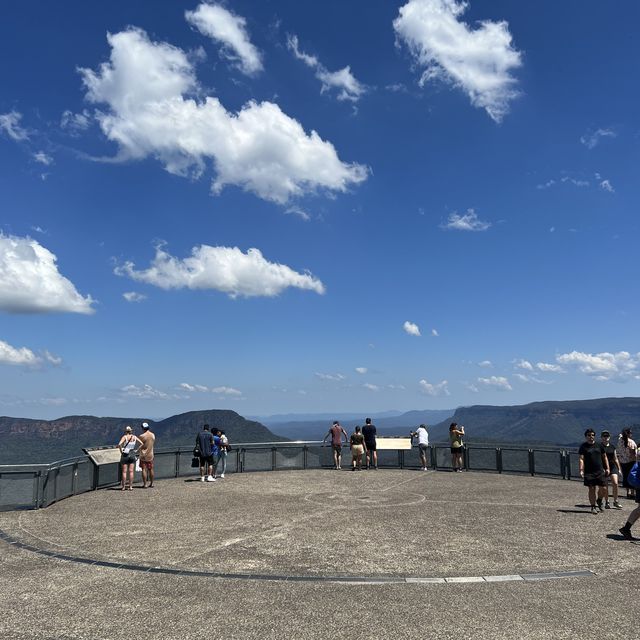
{"left": 138, "top": 422, "right": 156, "bottom": 488}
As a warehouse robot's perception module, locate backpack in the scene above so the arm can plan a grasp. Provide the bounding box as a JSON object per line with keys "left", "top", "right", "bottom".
{"left": 628, "top": 462, "right": 640, "bottom": 488}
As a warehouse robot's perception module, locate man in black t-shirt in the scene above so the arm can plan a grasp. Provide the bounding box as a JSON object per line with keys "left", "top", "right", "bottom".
{"left": 578, "top": 428, "right": 610, "bottom": 514}
{"left": 600, "top": 430, "right": 622, "bottom": 509}
{"left": 362, "top": 418, "right": 377, "bottom": 470}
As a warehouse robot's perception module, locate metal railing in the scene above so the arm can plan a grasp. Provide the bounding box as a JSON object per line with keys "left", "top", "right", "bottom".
{"left": 0, "top": 441, "right": 579, "bottom": 512}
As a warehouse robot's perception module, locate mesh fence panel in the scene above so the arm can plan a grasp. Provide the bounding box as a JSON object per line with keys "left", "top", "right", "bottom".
{"left": 532, "top": 450, "right": 563, "bottom": 476}
{"left": 275, "top": 448, "right": 304, "bottom": 470}
{"left": 501, "top": 449, "right": 530, "bottom": 473}
{"left": 243, "top": 448, "right": 273, "bottom": 472}
{"left": 0, "top": 472, "right": 36, "bottom": 510}
{"left": 467, "top": 447, "right": 498, "bottom": 472}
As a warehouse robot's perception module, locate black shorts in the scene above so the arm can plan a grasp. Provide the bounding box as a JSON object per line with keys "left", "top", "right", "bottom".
{"left": 199, "top": 455, "right": 213, "bottom": 465}
{"left": 120, "top": 453, "right": 136, "bottom": 465}
{"left": 451, "top": 447, "right": 464, "bottom": 455}
{"left": 584, "top": 472, "right": 605, "bottom": 487}
{"left": 365, "top": 441, "right": 376, "bottom": 452}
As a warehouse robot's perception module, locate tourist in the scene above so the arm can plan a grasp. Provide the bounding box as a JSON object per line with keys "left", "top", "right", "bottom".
{"left": 350, "top": 426, "right": 367, "bottom": 471}
{"left": 118, "top": 426, "right": 142, "bottom": 491}
{"left": 578, "top": 428, "right": 610, "bottom": 514}
{"left": 616, "top": 427, "right": 637, "bottom": 499}
{"left": 600, "top": 430, "right": 622, "bottom": 509}
{"left": 410, "top": 424, "right": 430, "bottom": 470}
{"left": 362, "top": 417, "right": 378, "bottom": 469}
{"left": 619, "top": 447, "right": 640, "bottom": 540}
{"left": 217, "top": 430, "right": 229, "bottom": 478}
{"left": 323, "top": 421, "right": 348, "bottom": 470}
{"left": 196, "top": 424, "right": 215, "bottom": 482}
{"left": 138, "top": 421, "right": 156, "bottom": 489}
{"left": 449, "top": 423, "right": 465, "bottom": 472}
{"left": 211, "top": 429, "right": 222, "bottom": 479}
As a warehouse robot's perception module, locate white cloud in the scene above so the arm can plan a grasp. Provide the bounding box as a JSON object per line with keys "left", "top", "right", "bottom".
{"left": 0, "top": 340, "right": 42, "bottom": 367}
{"left": 466, "top": 383, "right": 479, "bottom": 393}
{"left": 403, "top": 320, "right": 421, "bottom": 336}
{"left": 120, "top": 384, "right": 169, "bottom": 399}
{"left": 580, "top": 128, "right": 616, "bottom": 149}
{"left": 419, "top": 378, "right": 450, "bottom": 396}
{"left": 0, "top": 111, "right": 29, "bottom": 141}
{"left": 387, "top": 384, "right": 406, "bottom": 390}
{"left": 123, "top": 291, "right": 147, "bottom": 303}
{"left": 115, "top": 242, "right": 325, "bottom": 298}
{"left": 355, "top": 367, "right": 368, "bottom": 374}
{"left": 599, "top": 179, "right": 614, "bottom": 193}
{"left": 284, "top": 206, "right": 311, "bottom": 221}
{"left": 287, "top": 34, "right": 367, "bottom": 102}
{"left": 211, "top": 386, "right": 242, "bottom": 396}
{"left": 556, "top": 350, "right": 640, "bottom": 381}
{"left": 315, "top": 372, "right": 346, "bottom": 381}
{"left": 515, "top": 359, "right": 533, "bottom": 371}
{"left": 33, "top": 151, "right": 53, "bottom": 166}
{"left": 0, "top": 234, "right": 95, "bottom": 314}
{"left": 185, "top": 3, "right": 263, "bottom": 76}
{"left": 478, "top": 375, "right": 512, "bottom": 391}
{"left": 513, "top": 373, "right": 549, "bottom": 385}
{"left": 60, "top": 109, "right": 92, "bottom": 135}
{"left": 80, "top": 28, "right": 367, "bottom": 205}
{"left": 536, "top": 362, "right": 563, "bottom": 373}
{"left": 537, "top": 176, "right": 590, "bottom": 190}
{"left": 363, "top": 383, "right": 379, "bottom": 391}
{"left": 431, "top": 328, "right": 439, "bottom": 337}
{"left": 442, "top": 209, "right": 490, "bottom": 231}
{"left": 43, "top": 350, "right": 63, "bottom": 366}
{"left": 478, "top": 360, "right": 493, "bottom": 368}
{"left": 179, "top": 382, "right": 209, "bottom": 392}
{"left": 393, "top": 0, "right": 522, "bottom": 122}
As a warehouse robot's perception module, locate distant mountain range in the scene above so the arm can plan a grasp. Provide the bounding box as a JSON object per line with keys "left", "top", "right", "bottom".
{"left": 428, "top": 397, "right": 640, "bottom": 445}
{"left": 0, "top": 410, "right": 285, "bottom": 464}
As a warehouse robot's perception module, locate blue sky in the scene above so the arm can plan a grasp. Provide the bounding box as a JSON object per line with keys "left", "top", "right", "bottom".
{"left": 2, "top": 0, "right": 640, "bottom": 420}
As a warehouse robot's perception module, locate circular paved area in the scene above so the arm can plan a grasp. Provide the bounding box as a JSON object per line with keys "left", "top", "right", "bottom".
{"left": 0, "top": 469, "right": 636, "bottom": 580}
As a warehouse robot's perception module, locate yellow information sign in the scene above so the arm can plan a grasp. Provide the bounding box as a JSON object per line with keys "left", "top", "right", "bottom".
{"left": 375, "top": 437, "right": 412, "bottom": 450}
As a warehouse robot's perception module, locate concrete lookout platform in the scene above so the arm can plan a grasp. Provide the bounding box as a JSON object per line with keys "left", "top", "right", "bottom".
{"left": 0, "top": 469, "right": 638, "bottom": 639}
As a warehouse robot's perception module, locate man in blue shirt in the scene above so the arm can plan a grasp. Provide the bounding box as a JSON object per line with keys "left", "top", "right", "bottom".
{"left": 196, "top": 424, "right": 215, "bottom": 482}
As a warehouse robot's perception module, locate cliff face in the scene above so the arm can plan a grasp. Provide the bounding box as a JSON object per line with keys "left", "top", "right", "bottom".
{"left": 0, "top": 410, "right": 285, "bottom": 464}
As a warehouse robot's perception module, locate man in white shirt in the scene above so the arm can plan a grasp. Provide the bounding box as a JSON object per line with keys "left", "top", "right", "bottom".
{"left": 410, "top": 424, "right": 430, "bottom": 471}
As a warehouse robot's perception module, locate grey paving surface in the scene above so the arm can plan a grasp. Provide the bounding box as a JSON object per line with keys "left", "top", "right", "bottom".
{"left": 0, "top": 469, "right": 638, "bottom": 639}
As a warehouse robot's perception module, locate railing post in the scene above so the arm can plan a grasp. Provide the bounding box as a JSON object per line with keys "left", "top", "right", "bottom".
{"left": 496, "top": 447, "right": 503, "bottom": 474}
{"left": 528, "top": 449, "right": 535, "bottom": 476}
{"left": 33, "top": 470, "right": 42, "bottom": 509}
{"left": 272, "top": 447, "right": 277, "bottom": 471}
{"left": 241, "top": 448, "right": 245, "bottom": 473}
{"left": 303, "top": 446, "right": 308, "bottom": 470}
{"left": 560, "top": 451, "right": 566, "bottom": 479}
{"left": 566, "top": 452, "right": 572, "bottom": 480}
{"left": 464, "top": 446, "right": 469, "bottom": 471}
{"left": 72, "top": 461, "right": 79, "bottom": 496}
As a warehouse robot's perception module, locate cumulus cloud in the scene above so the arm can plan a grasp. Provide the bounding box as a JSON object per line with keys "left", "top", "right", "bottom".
{"left": 478, "top": 360, "right": 493, "bottom": 368}
{"left": 0, "top": 111, "right": 29, "bottom": 141}
{"left": 123, "top": 291, "right": 147, "bottom": 303}
{"left": 315, "top": 372, "right": 346, "bottom": 381}
{"left": 580, "top": 128, "right": 616, "bottom": 149}
{"left": 363, "top": 383, "right": 379, "bottom": 391}
{"left": 120, "top": 384, "right": 169, "bottom": 399}
{"left": 515, "top": 359, "right": 533, "bottom": 371}
{"left": 80, "top": 28, "right": 367, "bottom": 205}
{"left": 431, "top": 328, "right": 439, "bottom": 337}
{"left": 355, "top": 367, "right": 368, "bottom": 374}
{"left": 185, "top": 2, "right": 263, "bottom": 76}
{"left": 442, "top": 209, "right": 490, "bottom": 231}
{"left": 536, "top": 362, "right": 563, "bottom": 373}
{"left": 537, "top": 176, "right": 590, "bottom": 190}
{"left": 179, "top": 382, "right": 209, "bottom": 392}
{"left": 393, "top": 0, "right": 522, "bottom": 122}
{"left": 403, "top": 320, "right": 421, "bottom": 336}
{"left": 419, "top": 378, "right": 450, "bottom": 396}
{"left": 115, "top": 242, "right": 325, "bottom": 298}
{"left": 556, "top": 350, "right": 640, "bottom": 382}
{"left": 211, "top": 386, "right": 242, "bottom": 396}
{"left": 287, "top": 34, "right": 366, "bottom": 102}
{"left": 478, "top": 375, "right": 512, "bottom": 391}
{"left": 0, "top": 234, "right": 95, "bottom": 314}
{"left": 0, "top": 340, "right": 43, "bottom": 367}
{"left": 599, "top": 179, "right": 614, "bottom": 193}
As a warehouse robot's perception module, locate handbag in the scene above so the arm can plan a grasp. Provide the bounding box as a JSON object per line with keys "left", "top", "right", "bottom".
{"left": 191, "top": 456, "right": 200, "bottom": 469}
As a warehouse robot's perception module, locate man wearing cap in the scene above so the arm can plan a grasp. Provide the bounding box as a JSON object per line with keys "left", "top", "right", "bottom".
{"left": 138, "top": 422, "right": 156, "bottom": 488}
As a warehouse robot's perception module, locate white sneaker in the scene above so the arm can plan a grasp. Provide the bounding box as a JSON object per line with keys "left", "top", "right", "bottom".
{"left": 422, "top": 467, "right": 428, "bottom": 471}
{"left": 207, "top": 475, "right": 215, "bottom": 482}
{"left": 220, "top": 474, "right": 225, "bottom": 478}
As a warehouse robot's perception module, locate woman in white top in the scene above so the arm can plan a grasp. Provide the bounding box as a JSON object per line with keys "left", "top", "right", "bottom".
{"left": 118, "top": 426, "right": 142, "bottom": 491}
{"left": 616, "top": 428, "right": 637, "bottom": 499}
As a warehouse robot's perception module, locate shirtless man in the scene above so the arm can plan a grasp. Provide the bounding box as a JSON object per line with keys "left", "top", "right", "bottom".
{"left": 138, "top": 422, "right": 156, "bottom": 488}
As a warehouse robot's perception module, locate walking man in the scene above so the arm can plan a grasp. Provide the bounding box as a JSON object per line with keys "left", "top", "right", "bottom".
{"left": 411, "top": 424, "right": 430, "bottom": 470}
{"left": 601, "top": 430, "right": 622, "bottom": 509}
{"left": 362, "top": 418, "right": 378, "bottom": 469}
{"left": 579, "top": 428, "right": 610, "bottom": 514}
{"left": 138, "top": 421, "right": 156, "bottom": 488}
{"left": 323, "top": 420, "right": 348, "bottom": 470}
{"left": 196, "top": 424, "right": 215, "bottom": 482}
